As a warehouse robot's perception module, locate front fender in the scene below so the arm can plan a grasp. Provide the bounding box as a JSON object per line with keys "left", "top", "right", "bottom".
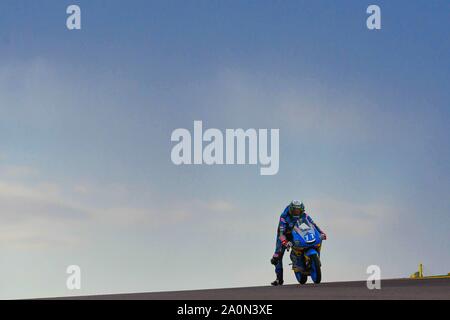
{"left": 304, "top": 248, "right": 319, "bottom": 257}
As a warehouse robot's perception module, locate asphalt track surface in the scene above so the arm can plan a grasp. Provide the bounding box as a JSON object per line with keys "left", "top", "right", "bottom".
{"left": 62, "top": 278, "right": 450, "bottom": 300}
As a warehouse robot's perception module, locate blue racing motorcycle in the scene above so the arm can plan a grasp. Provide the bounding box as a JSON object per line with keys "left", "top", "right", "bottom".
{"left": 289, "top": 219, "right": 324, "bottom": 284}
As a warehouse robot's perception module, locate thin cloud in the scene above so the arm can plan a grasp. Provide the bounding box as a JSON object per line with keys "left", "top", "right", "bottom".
{"left": 0, "top": 165, "right": 38, "bottom": 178}
{"left": 309, "top": 198, "right": 401, "bottom": 237}
{"left": 0, "top": 176, "right": 194, "bottom": 248}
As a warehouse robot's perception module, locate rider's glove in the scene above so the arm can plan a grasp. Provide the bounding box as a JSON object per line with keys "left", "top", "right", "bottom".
{"left": 282, "top": 239, "right": 293, "bottom": 248}
{"left": 320, "top": 233, "right": 327, "bottom": 240}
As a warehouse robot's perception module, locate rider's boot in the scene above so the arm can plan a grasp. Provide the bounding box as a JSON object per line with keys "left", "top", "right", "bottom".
{"left": 271, "top": 271, "right": 284, "bottom": 286}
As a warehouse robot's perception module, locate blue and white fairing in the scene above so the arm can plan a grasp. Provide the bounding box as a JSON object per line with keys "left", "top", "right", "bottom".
{"left": 292, "top": 219, "right": 322, "bottom": 257}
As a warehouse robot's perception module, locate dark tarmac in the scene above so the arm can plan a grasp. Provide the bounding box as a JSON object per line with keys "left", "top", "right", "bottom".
{"left": 60, "top": 278, "right": 450, "bottom": 300}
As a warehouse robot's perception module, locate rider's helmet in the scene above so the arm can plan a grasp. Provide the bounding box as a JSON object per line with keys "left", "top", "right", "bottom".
{"left": 289, "top": 200, "right": 305, "bottom": 217}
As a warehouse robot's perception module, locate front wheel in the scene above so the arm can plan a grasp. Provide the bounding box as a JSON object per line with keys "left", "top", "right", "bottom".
{"left": 310, "top": 254, "right": 322, "bottom": 284}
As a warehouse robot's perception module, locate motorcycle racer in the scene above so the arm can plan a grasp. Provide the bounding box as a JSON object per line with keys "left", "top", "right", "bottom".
{"left": 270, "top": 200, "right": 326, "bottom": 286}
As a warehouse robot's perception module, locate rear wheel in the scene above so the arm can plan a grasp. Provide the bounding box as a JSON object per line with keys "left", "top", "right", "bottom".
{"left": 310, "top": 254, "right": 322, "bottom": 284}
{"left": 295, "top": 272, "right": 308, "bottom": 284}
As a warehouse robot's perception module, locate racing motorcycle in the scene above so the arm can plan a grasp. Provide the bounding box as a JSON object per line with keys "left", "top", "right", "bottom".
{"left": 289, "top": 219, "right": 324, "bottom": 284}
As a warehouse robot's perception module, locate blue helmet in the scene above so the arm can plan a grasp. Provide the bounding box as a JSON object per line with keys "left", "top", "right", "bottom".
{"left": 289, "top": 200, "right": 305, "bottom": 217}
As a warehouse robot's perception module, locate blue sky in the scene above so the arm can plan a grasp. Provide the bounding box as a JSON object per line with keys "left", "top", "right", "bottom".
{"left": 0, "top": 0, "right": 449, "bottom": 299}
